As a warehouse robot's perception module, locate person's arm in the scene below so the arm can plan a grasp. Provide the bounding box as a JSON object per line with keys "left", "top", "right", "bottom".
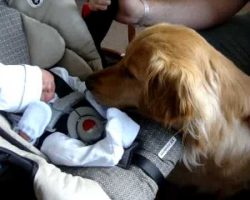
{"left": 116, "top": 0, "right": 248, "bottom": 29}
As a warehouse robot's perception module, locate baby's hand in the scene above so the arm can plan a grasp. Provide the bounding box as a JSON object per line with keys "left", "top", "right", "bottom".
{"left": 88, "top": 0, "right": 111, "bottom": 11}
{"left": 40, "top": 69, "right": 56, "bottom": 103}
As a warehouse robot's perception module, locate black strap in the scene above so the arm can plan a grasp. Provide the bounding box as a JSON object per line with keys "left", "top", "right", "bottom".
{"left": 118, "top": 141, "right": 139, "bottom": 169}
{"left": 132, "top": 153, "right": 166, "bottom": 189}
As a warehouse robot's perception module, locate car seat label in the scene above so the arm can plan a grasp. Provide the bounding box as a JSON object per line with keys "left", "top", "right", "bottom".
{"left": 158, "top": 136, "right": 177, "bottom": 159}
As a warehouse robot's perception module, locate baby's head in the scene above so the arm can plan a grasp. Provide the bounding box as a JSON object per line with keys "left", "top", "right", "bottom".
{"left": 0, "top": 64, "right": 55, "bottom": 112}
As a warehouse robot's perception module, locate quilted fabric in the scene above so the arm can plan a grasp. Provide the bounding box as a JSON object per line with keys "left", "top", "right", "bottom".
{"left": 0, "top": 2, "right": 30, "bottom": 65}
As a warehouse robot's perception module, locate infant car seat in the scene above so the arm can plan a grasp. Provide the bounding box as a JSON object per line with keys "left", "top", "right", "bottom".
{"left": 0, "top": 0, "right": 182, "bottom": 199}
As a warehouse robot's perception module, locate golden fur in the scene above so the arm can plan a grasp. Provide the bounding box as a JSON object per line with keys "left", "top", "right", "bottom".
{"left": 86, "top": 23, "right": 250, "bottom": 196}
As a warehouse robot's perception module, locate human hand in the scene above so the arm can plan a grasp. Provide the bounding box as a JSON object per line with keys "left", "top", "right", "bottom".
{"left": 88, "top": 0, "right": 111, "bottom": 11}
{"left": 40, "top": 69, "right": 55, "bottom": 103}
{"left": 116, "top": 0, "right": 145, "bottom": 25}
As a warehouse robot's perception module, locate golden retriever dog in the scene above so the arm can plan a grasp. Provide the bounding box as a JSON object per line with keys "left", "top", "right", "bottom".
{"left": 86, "top": 23, "right": 250, "bottom": 197}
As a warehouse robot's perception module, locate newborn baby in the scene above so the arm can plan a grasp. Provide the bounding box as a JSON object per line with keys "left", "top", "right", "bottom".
{"left": 0, "top": 63, "right": 140, "bottom": 167}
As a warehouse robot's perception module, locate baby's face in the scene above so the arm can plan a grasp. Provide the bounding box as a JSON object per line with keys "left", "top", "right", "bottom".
{"left": 40, "top": 69, "right": 55, "bottom": 102}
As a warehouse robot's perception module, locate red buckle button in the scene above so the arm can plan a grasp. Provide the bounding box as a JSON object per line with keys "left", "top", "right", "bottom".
{"left": 82, "top": 119, "right": 96, "bottom": 132}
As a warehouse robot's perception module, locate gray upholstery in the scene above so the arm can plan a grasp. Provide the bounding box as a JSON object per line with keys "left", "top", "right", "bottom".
{"left": 63, "top": 118, "right": 182, "bottom": 200}
{"left": 0, "top": 3, "right": 30, "bottom": 65}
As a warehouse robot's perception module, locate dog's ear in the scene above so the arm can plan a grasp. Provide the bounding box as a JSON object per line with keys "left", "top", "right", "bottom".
{"left": 142, "top": 52, "right": 197, "bottom": 126}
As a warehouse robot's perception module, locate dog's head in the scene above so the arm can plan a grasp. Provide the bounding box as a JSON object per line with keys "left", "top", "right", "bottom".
{"left": 87, "top": 24, "right": 221, "bottom": 126}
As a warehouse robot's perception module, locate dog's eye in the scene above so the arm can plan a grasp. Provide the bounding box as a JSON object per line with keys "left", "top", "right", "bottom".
{"left": 124, "top": 68, "right": 135, "bottom": 79}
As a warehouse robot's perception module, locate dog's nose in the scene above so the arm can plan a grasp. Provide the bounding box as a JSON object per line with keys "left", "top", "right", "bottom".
{"left": 85, "top": 76, "right": 95, "bottom": 91}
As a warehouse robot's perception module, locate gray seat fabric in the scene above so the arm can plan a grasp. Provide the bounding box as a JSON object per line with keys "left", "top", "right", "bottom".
{"left": 0, "top": 2, "right": 30, "bottom": 65}
{"left": 62, "top": 117, "right": 182, "bottom": 200}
